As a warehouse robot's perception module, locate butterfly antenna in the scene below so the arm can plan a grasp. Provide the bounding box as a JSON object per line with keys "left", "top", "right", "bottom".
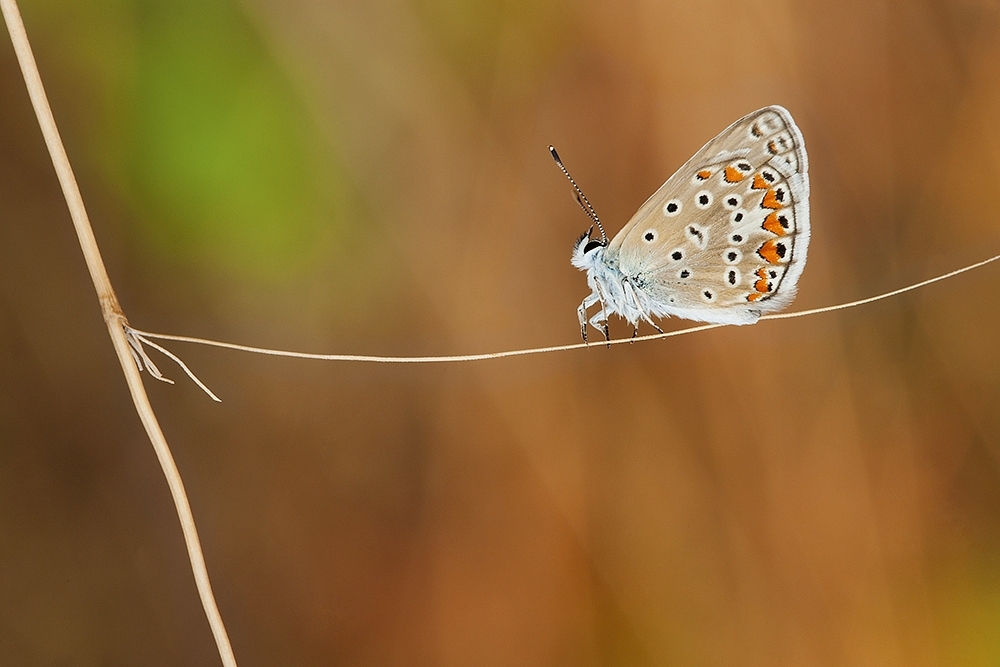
{"left": 549, "top": 146, "right": 608, "bottom": 244}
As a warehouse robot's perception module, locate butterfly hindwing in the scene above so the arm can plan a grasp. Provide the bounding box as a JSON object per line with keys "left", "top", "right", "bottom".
{"left": 605, "top": 106, "right": 809, "bottom": 324}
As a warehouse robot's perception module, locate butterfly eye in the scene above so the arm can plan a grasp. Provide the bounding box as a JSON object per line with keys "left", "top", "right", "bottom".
{"left": 642, "top": 229, "right": 658, "bottom": 243}
{"left": 726, "top": 269, "right": 741, "bottom": 286}
{"left": 723, "top": 249, "right": 743, "bottom": 265}
{"left": 583, "top": 240, "right": 604, "bottom": 254}
{"left": 723, "top": 194, "right": 742, "bottom": 210}
{"left": 670, "top": 249, "right": 684, "bottom": 261}
{"left": 730, "top": 233, "right": 744, "bottom": 244}
{"left": 663, "top": 199, "right": 682, "bottom": 216}
{"left": 730, "top": 210, "right": 746, "bottom": 225}
{"left": 694, "top": 191, "right": 713, "bottom": 209}
{"left": 701, "top": 290, "right": 716, "bottom": 302}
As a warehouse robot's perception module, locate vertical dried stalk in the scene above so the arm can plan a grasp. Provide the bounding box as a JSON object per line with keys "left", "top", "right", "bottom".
{"left": 0, "top": 1, "right": 237, "bottom": 665}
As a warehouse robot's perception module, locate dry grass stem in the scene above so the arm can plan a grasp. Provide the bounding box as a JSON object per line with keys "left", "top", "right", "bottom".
{"left": 0, "top": 1, "right": 236, "bottom": 664}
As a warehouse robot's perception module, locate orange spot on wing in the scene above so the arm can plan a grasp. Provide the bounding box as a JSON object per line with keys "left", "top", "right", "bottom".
{"left": 754, "top": 267, "right": 772, "bottom": 293}
{"left": 751, "top": 123, "right": 763, "bottom": 137}
{"left": 761, "top": 189, "right": 784, "bottom": 209}
{"left": 696, "top": 170, "right": 712, "bottom": 180}
{"left": 724, "top": 166, "right": 744, "bottom": 183}
{"left": 767, "top": 140, "right": 779, "bottom": 154}
{"left": 757, "top": 240, "right": 786, "bottom": 264}
{"left": 762, "top": 212, "right": 787, "bottom": 236}
{"left": 747, "top": 292, "right": 764, "bottom": 302}
{"left": 751, "top": 174, "right": 769, "bottom": 189}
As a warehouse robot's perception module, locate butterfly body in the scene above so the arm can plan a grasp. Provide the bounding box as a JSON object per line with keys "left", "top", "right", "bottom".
{"left": 570, "top": 106, "right": 809, "bottom": 339}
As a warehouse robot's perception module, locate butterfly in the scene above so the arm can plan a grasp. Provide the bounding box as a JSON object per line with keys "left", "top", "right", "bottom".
{"left": 554, "top": 105, "right": 809, "bottom": 341}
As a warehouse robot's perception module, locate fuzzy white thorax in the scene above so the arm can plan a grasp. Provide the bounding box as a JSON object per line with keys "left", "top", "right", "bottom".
{"left": 572, "top": 233, "right": 658, "bottom": 328}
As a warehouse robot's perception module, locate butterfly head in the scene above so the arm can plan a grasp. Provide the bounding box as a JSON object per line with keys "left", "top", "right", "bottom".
{"left": 571, "top": 225, "right": 608, "bottom": 271}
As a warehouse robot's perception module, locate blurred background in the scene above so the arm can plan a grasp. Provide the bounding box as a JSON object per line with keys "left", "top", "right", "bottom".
{"left": 2, "top": 0, "right": 1000, "bottom": 664}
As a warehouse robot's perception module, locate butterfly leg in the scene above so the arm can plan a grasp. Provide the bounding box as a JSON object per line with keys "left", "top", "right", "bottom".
{"left": 590, "top": 283, "right": 613, "bottom": 346}
{"left": 578, "top": 291, "right": 602, "bottom": 343}
{"left": 578, "top": 296, "right": 593, "bottom": 343}
{"left": 588, "top": 310, "right": 611, "bottom": 346}
{"left": 625, "top": 314, "right": 664, "bottom": 342}
{"left": 630, "top": 320, "right": 662, "bottom": 341}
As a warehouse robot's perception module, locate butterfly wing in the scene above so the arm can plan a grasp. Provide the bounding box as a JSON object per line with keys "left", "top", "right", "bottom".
{"left": 606, "top": 106, "right": 809, "bottom": 324}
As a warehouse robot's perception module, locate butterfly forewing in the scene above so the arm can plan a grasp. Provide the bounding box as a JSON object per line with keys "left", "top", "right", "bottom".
{"left": 606, "top": 106, "right": 809, "bottom": 323}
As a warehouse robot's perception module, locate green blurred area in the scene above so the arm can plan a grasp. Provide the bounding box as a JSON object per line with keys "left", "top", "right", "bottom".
{"left": 937, "top": 560, "right": 1000, "bottom": 667}
{"left": 127, "top": 0, "right": 337, "bottom": 277}
{"left": 34, "top": 0, "right": 344, "bottom": 280}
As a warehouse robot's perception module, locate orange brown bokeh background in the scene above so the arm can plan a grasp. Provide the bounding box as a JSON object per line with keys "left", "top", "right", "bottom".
{"left": 2, "top": 0, "right": 1000, "bottom": 665}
